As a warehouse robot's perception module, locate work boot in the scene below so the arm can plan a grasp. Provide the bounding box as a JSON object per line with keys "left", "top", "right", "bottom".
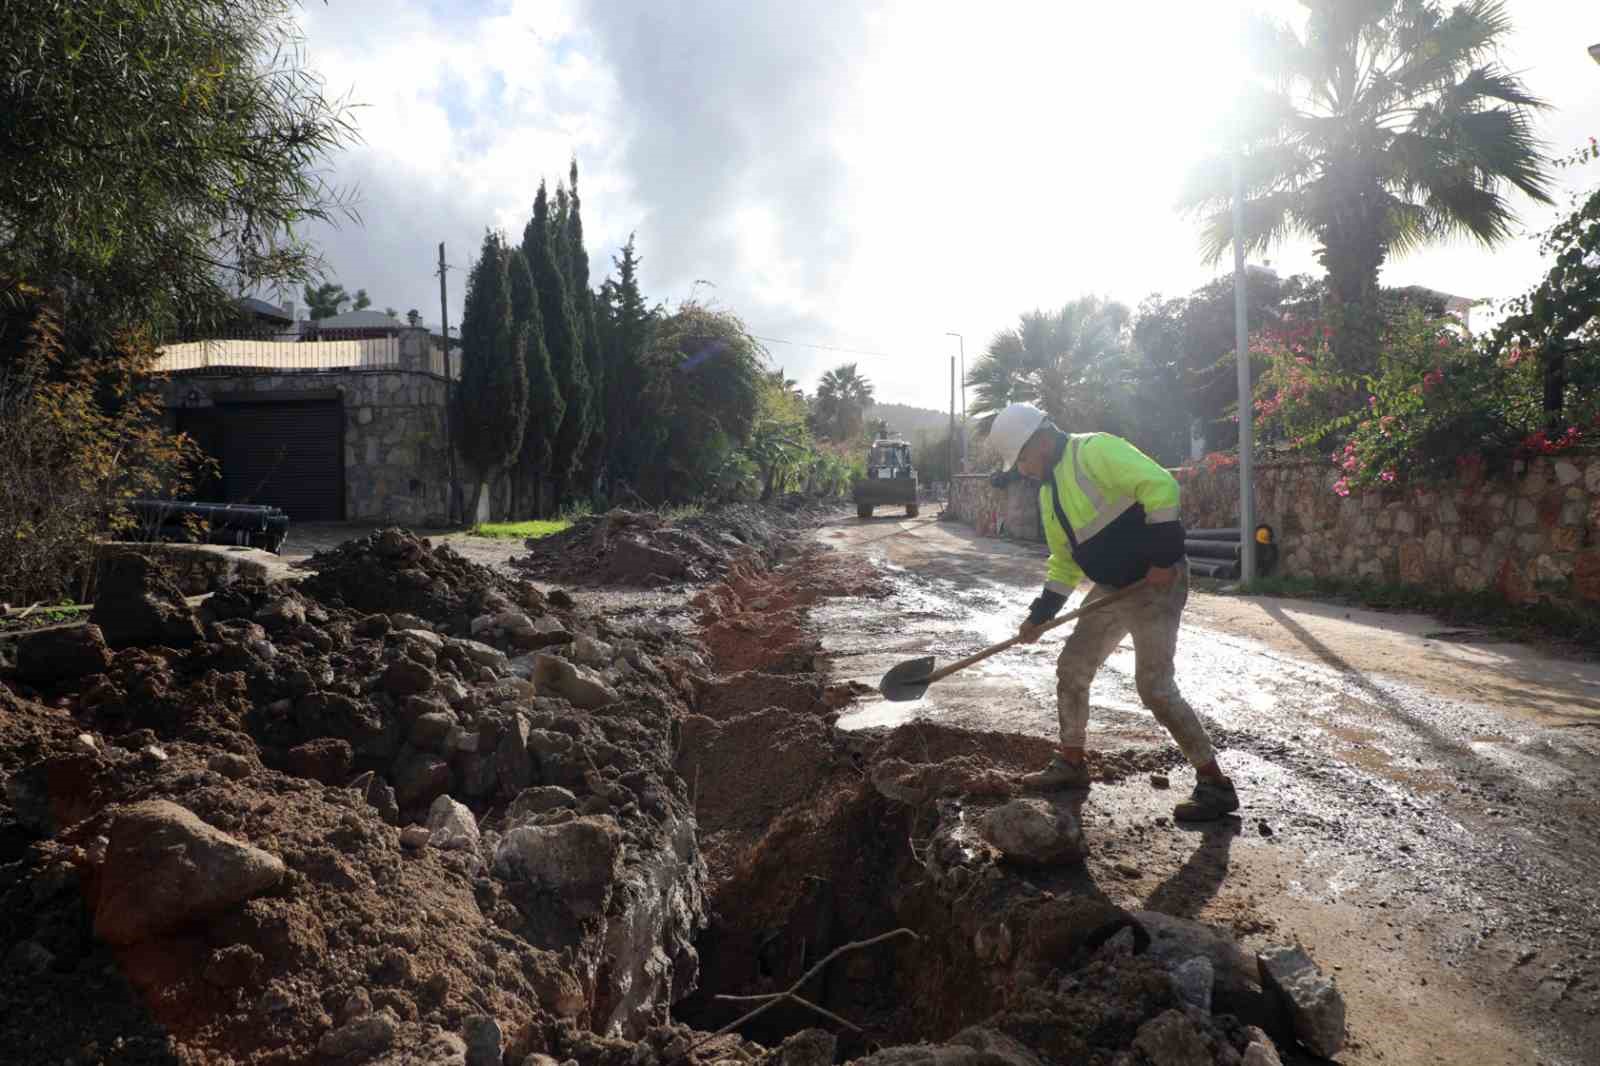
{"left": 1173, "top": 777, "right": 1240, "bottom": 821}
{"left": 1020, "top": 755, "right": 1091, "bottom": 792}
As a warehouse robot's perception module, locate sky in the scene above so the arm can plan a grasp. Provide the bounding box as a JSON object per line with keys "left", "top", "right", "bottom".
{"left": 286, "top": 0, "right": 1600, "bottom": 412}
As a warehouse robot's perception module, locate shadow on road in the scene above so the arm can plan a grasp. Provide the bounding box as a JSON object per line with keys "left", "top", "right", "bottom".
{"left": 1142, "top": 817, "right": 1241, "bottom": 919}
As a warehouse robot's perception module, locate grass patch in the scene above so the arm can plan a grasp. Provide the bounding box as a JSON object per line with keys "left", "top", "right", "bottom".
{"left": 470, "top": 519, "right": 572, "bottom": 540}
{"left": 1216, "top": 573, "right": 1600, "bottom": 650}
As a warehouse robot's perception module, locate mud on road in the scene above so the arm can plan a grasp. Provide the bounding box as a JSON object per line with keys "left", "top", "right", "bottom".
{"left": 817, "top": 513, "right": 1600, "bottom": 1066}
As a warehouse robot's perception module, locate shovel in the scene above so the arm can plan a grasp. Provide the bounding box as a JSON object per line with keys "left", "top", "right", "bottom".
{"left": 877, "top": 579, "right": 1148, "bottom": 702}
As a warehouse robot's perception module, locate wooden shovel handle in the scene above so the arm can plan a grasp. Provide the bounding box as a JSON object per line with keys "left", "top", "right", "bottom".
{"left": 922, "top": 579, "right": 1148, "bottom": 686}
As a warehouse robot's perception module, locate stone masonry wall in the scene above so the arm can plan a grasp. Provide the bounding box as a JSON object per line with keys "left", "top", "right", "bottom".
{"left": 949, "top": 475, "right": 1043, "bottom": 541}
{"left": 1178, "top": 454, "right": 1600, "bottom": 606}
{"left": 161, "top": 329, "right": 454, "bottom": 526}
{"left": 949, "top": 453, "right": 1600, "bottom": 607}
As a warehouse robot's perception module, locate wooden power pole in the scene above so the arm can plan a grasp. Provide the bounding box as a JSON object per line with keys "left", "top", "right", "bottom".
{"left": 437, "top": 242, "right": 459, "bottom": 524}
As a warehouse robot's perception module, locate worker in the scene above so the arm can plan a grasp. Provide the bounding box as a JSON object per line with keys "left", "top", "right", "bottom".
{"left": 985, "top": 402, "right": 1238, "bottom": 821}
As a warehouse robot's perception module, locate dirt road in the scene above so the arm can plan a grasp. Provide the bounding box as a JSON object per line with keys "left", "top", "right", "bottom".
{"left": 816, "top": 514, "right": 1600, "bottom": 1066}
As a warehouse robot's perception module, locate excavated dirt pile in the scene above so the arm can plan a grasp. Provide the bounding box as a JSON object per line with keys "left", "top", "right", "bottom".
{"left": 513, "top": 505, "right": 832, "bottom": 589}
{"left": 0, "top": 515, "right": 1331, "bottom": 1066}
{"left": 1, "top": 530, "right": 718, "bottom": 1065}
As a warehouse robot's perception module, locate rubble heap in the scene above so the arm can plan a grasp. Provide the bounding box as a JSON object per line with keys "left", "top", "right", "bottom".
{"left": 0, "top": 523, "right": 1343, "bottom": 1066}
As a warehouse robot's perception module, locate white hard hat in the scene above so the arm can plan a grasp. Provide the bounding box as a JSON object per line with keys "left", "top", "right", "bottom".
{"left": 987, "top": 402, "right": 1049, "bottom": 472}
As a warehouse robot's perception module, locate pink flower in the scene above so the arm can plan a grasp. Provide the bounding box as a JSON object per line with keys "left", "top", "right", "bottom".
{"left": 1380, "top": 470, "right": 1397, "bottom": 482}
{"left": 1332, "top": 477, "right": 1351, "bottom": 497}
{"left": 1423, "top": 368, "right": 1444, "bottom": 391}
{"left": 1507, "top": 346, "right": 1524, "bottom": 366}
{"left": 1368, "top": 395, "right": 1378, "bottom": 408}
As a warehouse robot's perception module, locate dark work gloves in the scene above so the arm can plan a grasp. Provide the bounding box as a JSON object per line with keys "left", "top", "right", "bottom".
{"left": 1147, "top": 521, "right": 1186, "bottom": 568}
{"left": 1026, "top": 588, "right": 1066, "bottom": 626}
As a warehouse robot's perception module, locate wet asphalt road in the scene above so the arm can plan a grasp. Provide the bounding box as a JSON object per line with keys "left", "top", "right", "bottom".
{"left": 815, "top": 514, "right": 1600, "bottom": 1066}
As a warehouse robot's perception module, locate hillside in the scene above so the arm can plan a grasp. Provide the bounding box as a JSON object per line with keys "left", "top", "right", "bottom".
{"left": 864, "top": 402, "right": 953, "bottom": 438}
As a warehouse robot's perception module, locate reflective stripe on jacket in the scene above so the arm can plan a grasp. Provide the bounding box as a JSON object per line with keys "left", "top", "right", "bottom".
{"left": 1039, "top": 432, "right": 1184, "bottom": 593}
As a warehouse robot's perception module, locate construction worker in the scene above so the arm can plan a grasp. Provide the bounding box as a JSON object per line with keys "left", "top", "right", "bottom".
{"left": 985, "top": 401, "right": 1238, "bottom": 821}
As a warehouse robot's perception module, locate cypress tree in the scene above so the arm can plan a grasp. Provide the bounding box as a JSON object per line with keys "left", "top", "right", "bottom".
{"left": 456, "top": 231, "right": 528, "bottom": 519}
{"left": 604, "top": 235, "right": 656, "bottom": 490}
{"left": 507, "top": 246, "right": 562, "bottom": 516}
{"left": 523, "top": 180, "right": 589, "bottom": 507}
{"left": 568, "top": 161, "right": 607, "bottom": 497}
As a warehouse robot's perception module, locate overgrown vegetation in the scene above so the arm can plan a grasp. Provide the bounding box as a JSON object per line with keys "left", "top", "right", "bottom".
{"left": 0, "top": 293, "right": 208, "bottom": 605}
{"left": 469, "top": 519, "right": 574, "bottom": 540}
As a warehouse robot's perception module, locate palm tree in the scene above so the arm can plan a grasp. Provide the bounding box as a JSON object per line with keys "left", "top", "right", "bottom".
{"left": 814, "top": 362, "right": 875, "bottom": 440}
{"left": 1179, "top": 0, "right": 1552, "bottom": 373}
{"left": 968, "top": 296, "right": 1133, "bottom": 434}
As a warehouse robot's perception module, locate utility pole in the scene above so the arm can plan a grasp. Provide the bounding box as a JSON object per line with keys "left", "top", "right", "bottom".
{"left": 437, "top": 242, "right": 459, "bottom": 525}
{"left": 946, "top": 331, "right": 966, "bottom": 470}
{"left": 948, "top": 356, "right": 956, "bottom": 500}
{"left": 1232, "top": 153, "right": 1256, "bottom": 583}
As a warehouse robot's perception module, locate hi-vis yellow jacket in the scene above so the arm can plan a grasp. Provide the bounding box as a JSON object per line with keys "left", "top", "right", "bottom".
{"left": 1037, "top": 431, "right": 1184, "bottom": 600}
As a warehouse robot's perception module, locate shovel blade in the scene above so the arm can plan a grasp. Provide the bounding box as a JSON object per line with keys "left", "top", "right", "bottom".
{"left": 879, "top": 655, "right": 937, "bottom": 702}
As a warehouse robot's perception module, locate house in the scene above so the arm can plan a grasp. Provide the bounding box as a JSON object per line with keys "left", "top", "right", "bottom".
{"left": 304, "top": 309, "right": 454, "bottom": 352}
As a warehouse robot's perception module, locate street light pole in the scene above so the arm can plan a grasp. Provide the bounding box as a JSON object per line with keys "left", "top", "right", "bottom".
{"left": 945, "top": 332, "right": 965, "bottom": 469}
{"left": 1232, "top": 152, "right": 1257, "bottom": 584}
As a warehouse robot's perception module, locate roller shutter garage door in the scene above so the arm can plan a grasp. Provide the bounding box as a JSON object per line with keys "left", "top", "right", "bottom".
{"left": 208, "top": 396, "right": 344, "bottom": 521}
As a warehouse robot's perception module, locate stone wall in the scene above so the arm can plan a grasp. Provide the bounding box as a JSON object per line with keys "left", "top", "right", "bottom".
{"left": 1177, "top": 454, "right": 1600, "bottom": 606}
{"left": 949, "top": 475, "right": 1043, "bottom": 541}
{"left": 161, "top": 329, "right": 455, "bottom": 527}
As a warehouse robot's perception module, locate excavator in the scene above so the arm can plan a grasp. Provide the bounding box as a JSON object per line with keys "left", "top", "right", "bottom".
{"left": 853, "top": 437, "right": 918, "bottom": 518}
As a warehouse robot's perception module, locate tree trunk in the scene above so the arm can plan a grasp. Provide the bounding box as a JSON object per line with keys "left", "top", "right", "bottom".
{"left": 1316, "top": 175, "right": 1387, "bottom": 377}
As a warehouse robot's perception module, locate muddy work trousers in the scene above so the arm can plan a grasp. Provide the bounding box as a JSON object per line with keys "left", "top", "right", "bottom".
{"left": 1055, "top": 563, "right": 1216, "bottom": 767}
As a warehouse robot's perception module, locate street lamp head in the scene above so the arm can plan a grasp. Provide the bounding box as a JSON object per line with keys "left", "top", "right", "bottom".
{"left": 1591, "top": 42, "right": 1600, "bottom": 65}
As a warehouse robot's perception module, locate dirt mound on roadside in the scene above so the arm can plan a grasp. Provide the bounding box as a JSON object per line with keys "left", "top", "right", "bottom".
{"left": 514, "top": 505, "right": 828, "bottom": 588}
{"left": 298, "top": 527, "right": 537, "bottom": 629}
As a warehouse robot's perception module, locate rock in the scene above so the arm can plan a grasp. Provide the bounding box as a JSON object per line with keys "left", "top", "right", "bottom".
{"left": 285, "top": 738, "right": 353, "bottom": 785}
{"left": 506, "top": 786, "right": 579, "bottom": 823}
{"left": 1171, "top": 956, "right": 1214, "bottom": 1013}
{"left": 1149, "top": 772, "right": 1171, "bottom": 789}
{"left": 450, "top": 637, "right": 508, "bottom": 670}
{"left": 1241, "top": 1037, "right": 1283, "bottom": 1066}
{"left": 356, "top": 613, "right": 393, "bottom": 638}
{"left": 411, "top": 710, "right": 459, "bottom": 753}
{"left": 15, "top": 625, "right": 113, "bottom": 683}
{"left": 570, "top": 635, "right": 614, "bottom": 667}
{"left": 532, "top": 615, "right": 567, "bottom": 636}
{"left": 851, "top": 1027, "right": 1041, "bottom": 1066}
{"left": 384, "top": 658, "right": 437, "bottom": 698}
{"left": 1258, "top": 944, "right": 1346, "bottom": 1058}
{"left": 91, "top": 552, "right": 203, "bottom": 648}
{"left": 530, "top": 654, "right": 617, "bottom": 709}
{"left": 494, "top": 815, "right": 623, "bottom": 912}
{"left": 446, "top": 723, "right": 482, "bottom": 754}
{"left": 338, "top": 989, "right": 374, "bottom": 1026}
{"left": 495, "top": 716, "right": 535, "bottom": 795}
{"left": 1132, "top": 1009, "right": 1212, "bottom": 1066}
{"left": 75, "top": 733, "right": 101, "bottom": 756}
{"left": 1135, "top": 911, "right": 1257, "bottom": 1001}
{"left": 463, "top": 1015, "right": 502, "bottom": 1066}
{"left": 254, "top": 598, "right": 306, "bottom": 631}
{"left": 94, "top": 800, "right": 285, "bottom": 945}
{"left": 389, "top": 612, "right": 429, "bottom": 632}
{"left": 495, "top": 610, "right": 537, "bottom": 637}
{"left": 317, "top": 1008, "right": 399, "bottom": 1060}
{"left": 978, "top": 798, "right": 1084, "bottom": 865}
{"left": 400, "top": 825, "right": 432, "bottom": 850}
{"left": 1095, "top": 925, "right": 1136, "bottom": 962}
{"left": 772, "top": 1028, "right": 837, "bottom": 1066}
{"left": 426, "top": 795, "right": 480, "bottom": 851}
{"left": 350, "top": 771, "right": 401, "bottom": 825}
{"left": 392, "top": 750, "right": 453, "bottom": 809}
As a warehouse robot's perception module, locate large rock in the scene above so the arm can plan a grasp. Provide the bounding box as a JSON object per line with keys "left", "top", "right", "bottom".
{"left": 530, "top": 653, "right": 617, "bottom": 709}
{"left": 1135, "top": 910, "right": 1258, "bottom": 1001}
{"left": 1258, "top": 944, "right": 1346, "bottom": 1058}
{"left": 393, "top": 749, "right": 453, "bottom": 809}
{"left": 90, "top": 552, "right": 202, "bottom": 648}
{"left": 770, "top": 1029, "right": 837, "bottom": 1066}
{"left": 94, "top": 800, "right": 285, "bottom": 945}
{"left": 426, "top": 795, "right": 480, "bottom": 851}
{"left": 1132, "top": 1009, "right": 1213, "bottom": 1066}
{"left": 449, "top": 637, "right": 508, "bottom": 670}
{"left": 495, "top": 715, "right": 534, "bottom": 795}
{"left": 494, "top": 815, "right": 622, "bottom": 912}
{"left": 978, "top": 798, "right": 1084, "bottom": 865}
{"left": 371, "top": 1031, "right": 467, "bottom": 1066}
{"left": 284, "top": 738, "right": 353, "bottom": 785}
{"left": 383, "top": 658, "right": 437, "bottom": 698}
{"left": 317, "top": 1009, "right": 399, "bottom": 1060}
{"left": 15, "top": 624, "right": 113, "bottom": 683}
{"left": 506, "top": 785, "right": 578, "bottom": 823}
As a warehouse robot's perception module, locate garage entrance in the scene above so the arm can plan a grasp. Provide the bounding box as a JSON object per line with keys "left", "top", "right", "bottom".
{"left": 177, "top": 391, "right": 345, "bottom": 521}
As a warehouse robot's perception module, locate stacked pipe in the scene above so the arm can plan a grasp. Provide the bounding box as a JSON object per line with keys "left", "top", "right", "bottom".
{"left": 127, "top": 499, "right": 290, "bottom": 554}
{"left": 1184, "top": 525, "right": 1277, "bottom": 581}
